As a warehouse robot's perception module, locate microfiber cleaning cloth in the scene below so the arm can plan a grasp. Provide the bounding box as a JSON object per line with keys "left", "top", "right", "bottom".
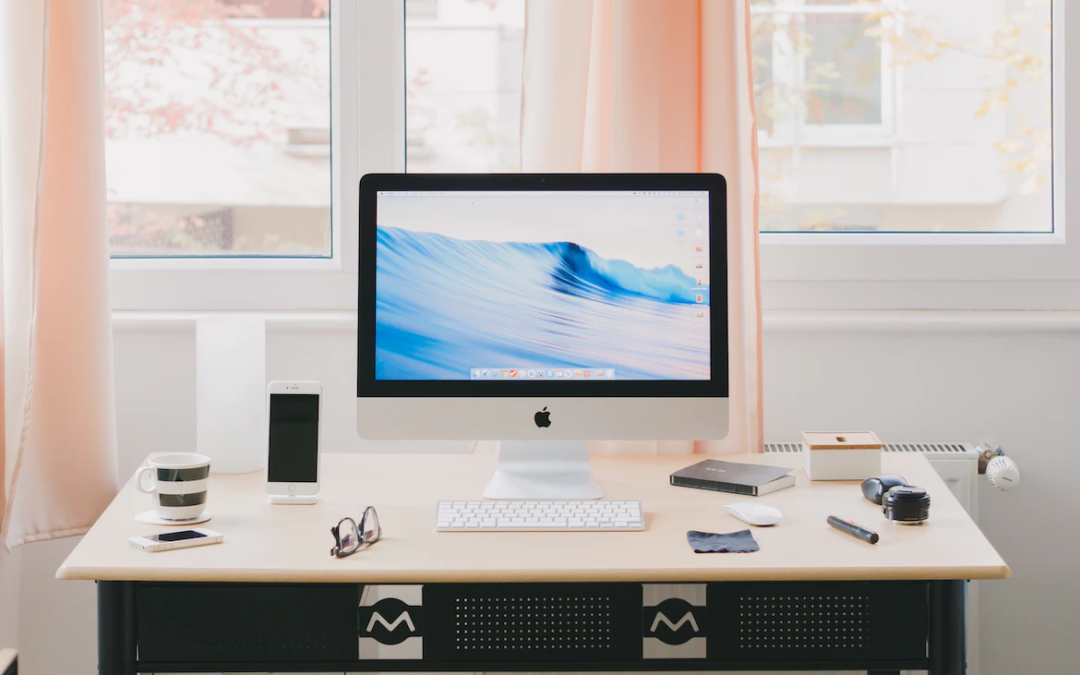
{"left": 687, "top": 529, "right": 760, "bottom": 553}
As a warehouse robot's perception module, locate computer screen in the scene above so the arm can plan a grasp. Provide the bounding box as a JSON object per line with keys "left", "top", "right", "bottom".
{"left": 375, "top": 190, "right": 710, "bottom": 381}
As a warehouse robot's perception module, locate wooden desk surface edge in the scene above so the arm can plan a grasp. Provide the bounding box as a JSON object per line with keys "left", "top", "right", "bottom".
{"left": 57, "top": 452, "right": 1012, "bottom": 583}
{"left": 0, "top": 648, "right": 16, "bottom": 674}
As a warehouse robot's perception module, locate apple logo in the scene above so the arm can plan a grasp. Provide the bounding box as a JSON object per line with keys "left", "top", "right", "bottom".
{"left": 534, "top": 407, "right": 552, "bottom": 428}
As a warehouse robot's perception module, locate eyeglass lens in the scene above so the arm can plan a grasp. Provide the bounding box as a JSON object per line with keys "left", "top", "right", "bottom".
{"left": 360, "top": 507, "right": 381, "bottom": 543}
{"left": 338, "top": 518, "right": 360, "bottom": 554}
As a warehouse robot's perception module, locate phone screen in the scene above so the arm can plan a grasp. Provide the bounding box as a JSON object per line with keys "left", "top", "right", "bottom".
{"left": 153, "top": 530, "right": 207, "bottom": 542}
{"left": 267, "top": 393, "right": 320, "bottom": 483}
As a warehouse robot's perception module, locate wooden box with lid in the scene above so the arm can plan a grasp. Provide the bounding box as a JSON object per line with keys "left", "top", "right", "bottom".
{"left": 802, "top": 431, "right": 883, "bottom": 481}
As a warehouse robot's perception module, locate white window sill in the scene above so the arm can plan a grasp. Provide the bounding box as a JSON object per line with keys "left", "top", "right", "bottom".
{"left": 110, "top": 310, "right": 1080, "bottom": 334}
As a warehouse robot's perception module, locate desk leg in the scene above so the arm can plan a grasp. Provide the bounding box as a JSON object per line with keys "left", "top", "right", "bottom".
{"left": 98, "top": 581, "right": 136, "bottom": 675}
{"left": 929, "top": 580, "right": 966, "bottom": 675}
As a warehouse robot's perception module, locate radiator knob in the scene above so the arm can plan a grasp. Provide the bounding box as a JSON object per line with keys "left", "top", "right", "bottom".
{"left": 986, "top": 455, "right": 1020, "bottom": 491}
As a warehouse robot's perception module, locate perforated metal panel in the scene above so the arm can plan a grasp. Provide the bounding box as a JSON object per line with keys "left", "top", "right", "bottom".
{"left": 709, "top": 581, "right": 928, "bottom": 663}
{"left": 423, "top": 583, "right": 642, "bottom": 662}
{"left": 737, "top": 592, "right": 870, "bottom": 651}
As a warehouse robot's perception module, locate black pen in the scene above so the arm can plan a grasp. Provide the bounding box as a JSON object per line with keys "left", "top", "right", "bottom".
{"left": 827, "top": 515, "right": 879, "bottom": 544}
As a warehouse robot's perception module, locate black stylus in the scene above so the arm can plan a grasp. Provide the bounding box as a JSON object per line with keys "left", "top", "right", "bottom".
{"left": 827, "top": 515, "right": 879, "bottom": 544}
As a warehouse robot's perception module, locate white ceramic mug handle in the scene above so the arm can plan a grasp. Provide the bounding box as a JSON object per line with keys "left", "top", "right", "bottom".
{"left": 135, "top": 466, "right": 156, "bottom": 494}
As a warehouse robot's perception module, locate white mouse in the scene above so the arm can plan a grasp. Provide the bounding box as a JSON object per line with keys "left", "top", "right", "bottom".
{"left": 724, "top": 502, "right": 782, "bottom": 527}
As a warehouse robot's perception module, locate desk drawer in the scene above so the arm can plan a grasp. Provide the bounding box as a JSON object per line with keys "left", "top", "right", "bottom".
{"left": 136, "top": 583, "right": 358, "bottom": 664}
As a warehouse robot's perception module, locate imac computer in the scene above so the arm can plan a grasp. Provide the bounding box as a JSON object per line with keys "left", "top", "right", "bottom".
{"left": 357, "top": 174, "right": 729, "bottom": 500}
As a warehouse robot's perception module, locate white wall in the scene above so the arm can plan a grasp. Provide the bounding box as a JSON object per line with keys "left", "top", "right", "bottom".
{"left": 4, "top": 318, "right": 1079, "bottom": 673}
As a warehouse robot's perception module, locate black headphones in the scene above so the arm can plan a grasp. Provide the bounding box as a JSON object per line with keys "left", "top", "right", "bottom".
{"left": 861, "top": 474, "right": 931, "bottom": 523}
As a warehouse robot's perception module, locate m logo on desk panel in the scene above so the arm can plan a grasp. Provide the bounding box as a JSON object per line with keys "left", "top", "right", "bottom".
{"left": 649, "top": 603, "right": 700, "bottom": 638}
{"left": 642, "top": 585, "right": 707, "bottom": 659}
{"left": 366, "top": 606, "right": 416, "bottom": 637}
{"left": 359, "top": 586, "right": 424, "bottom": 659}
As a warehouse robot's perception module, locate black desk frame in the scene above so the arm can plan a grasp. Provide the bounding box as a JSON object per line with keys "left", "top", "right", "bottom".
{"left": 98, "top": 579, "right": 966, "bottom": 674}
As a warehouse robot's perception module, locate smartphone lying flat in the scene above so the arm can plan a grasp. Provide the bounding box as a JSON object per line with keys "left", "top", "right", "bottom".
{"left": 129, "top": 528, "right": 223, "bottom": 552}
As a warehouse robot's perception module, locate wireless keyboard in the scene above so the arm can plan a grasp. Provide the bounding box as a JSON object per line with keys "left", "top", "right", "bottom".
{"left": 435, "top": 500, "right": 644, "bottom": 531}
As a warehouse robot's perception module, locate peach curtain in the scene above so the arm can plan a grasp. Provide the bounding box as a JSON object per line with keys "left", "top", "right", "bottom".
{"left": 520, "top": 0, "right": 763, "bottom": 455}
{"left": 0, "top": 0, "right": 119, "bottom": 549}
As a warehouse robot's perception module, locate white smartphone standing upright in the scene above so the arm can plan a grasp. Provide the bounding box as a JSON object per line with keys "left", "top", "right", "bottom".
{"left": 130, "top": 528, "right": 223, "bottom": 552}
{"left": 266, "top": 381, "right": 322, "bottom": 504}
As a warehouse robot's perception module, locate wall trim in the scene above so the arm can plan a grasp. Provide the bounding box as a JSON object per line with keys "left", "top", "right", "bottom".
{"left": 112, "top": 310, "right": 1080, "bottom": 333}
{"left": 764, "top": 310, "right": 1080, "bottom": 333}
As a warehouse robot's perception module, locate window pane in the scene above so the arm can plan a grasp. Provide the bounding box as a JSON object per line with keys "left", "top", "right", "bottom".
{"left": 104, "top": 0, "right": 331, "bottom": 257}
{"left": 404, "top": 0, "right": 525, "bottom": 173}
{"left": 805, "top": 13, "right": 881, "bottom": 125}
{"left": 752, "top": 0, "right": 1054, "bottom": 233}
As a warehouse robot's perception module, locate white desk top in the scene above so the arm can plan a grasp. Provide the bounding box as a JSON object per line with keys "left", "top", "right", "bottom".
{"left": 57, "top": 453, "right": 1009, "bottom": 584}
{"left": 0, "top": 649, "right": 15, "bottom": 674}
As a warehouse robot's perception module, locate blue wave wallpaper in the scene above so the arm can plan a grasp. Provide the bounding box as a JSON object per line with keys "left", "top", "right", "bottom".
{"left": 375, "top": 226, "right": 710, "bottom": 380}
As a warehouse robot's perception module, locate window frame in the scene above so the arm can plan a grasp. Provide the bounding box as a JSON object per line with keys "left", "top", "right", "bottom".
{"left": 758, "top": 0, "right": 1078, "bottom": 311}
{"left": 109, "top": 0, "right": 406, "bottom": 311}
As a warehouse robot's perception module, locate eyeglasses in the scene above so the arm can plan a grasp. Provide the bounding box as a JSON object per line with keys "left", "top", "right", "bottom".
{"left": 330, "top": 506, "right": 382, "bottom": 558}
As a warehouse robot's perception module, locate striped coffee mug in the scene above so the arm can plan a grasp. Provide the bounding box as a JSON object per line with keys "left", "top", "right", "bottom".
{"left": 135, "top": 453, "right": 211, "bottom": 521}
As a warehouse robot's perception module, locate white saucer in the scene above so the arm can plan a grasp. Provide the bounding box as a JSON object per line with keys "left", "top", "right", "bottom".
{"left": 135, "top": 511, "right": 212, "bottom": 526}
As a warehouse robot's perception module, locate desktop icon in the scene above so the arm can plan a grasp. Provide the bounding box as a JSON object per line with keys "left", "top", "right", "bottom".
{"left": 527, "top": 369, "right": 536, "bottom": 378}
{"left": 574, "top": 370, "right": 582, "bottom": 377}
{"left": 695, "top": 228, "right": 703, "bottom": 237}
{"left": 555, "top": 370, "right": 563, "bottom": 377}
{"left": 696, "top": 311, "right": 705, "bottom": 319}
{"left": 676, "top": 230, "right": 686, "bottom": 237}
{"left": 509, "top": 369, "right": 518, "bottom": 378}
{"left": 596, "top": 369, "right": 605, "bottom": 377}
{"left": 481, "top": 369, "right": 489, "bottom": 377}
{"left": 695, "top": 262, "right": 704, "bottom": 269}
{"left": 694, "top": 246, "right": 703, "bottom": 253}
{"left": 584, "top": 370, "right": 591, "bottom": 378}
{"left": 500, "top": 369, "right": 508, "bottom": 377}
{"left": 607, "top": 369, "right": 615, "bottom": 378}
{"left": 546, "top": 370, "right": 554, "bottom": 378}
{"left": 695, "top": 294, "right": 704, "bottom": 303}
{"left": 676, "top": 214, "right": 685, "bottom": 221}
{"left": 697, "top": 279, "right": 703, "bottom": 286}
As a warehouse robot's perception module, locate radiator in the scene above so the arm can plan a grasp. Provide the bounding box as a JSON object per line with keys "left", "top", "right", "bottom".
{"left": 766, "top": 441, "right": 982, "bottom": 675}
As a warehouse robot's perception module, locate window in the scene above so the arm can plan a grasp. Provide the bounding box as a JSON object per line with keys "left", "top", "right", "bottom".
{"left": 104, "top": 0, "right": 331, "bottom": 257}
{"left": 754, "top": 1, "right": 893, "bottom": 145}
{"left": 751, "top": 0, "right": 1053, "bottom": 233}
{"left": 108, "top": 0, "right": 1074, "bottom": 310}
{"left": 404, "top": 0, "right": 524, "bottom": 172}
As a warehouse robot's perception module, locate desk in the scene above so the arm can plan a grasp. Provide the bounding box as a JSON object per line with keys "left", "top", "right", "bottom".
{"left": 59, "top": 453, "right": 1008, "bottom": 674}
{"left": 0, "top": 648, "right": 16, "bottom": 675}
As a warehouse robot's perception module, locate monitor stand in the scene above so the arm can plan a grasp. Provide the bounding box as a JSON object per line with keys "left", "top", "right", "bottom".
{"left": 482, "top": 440, "right": 604, "bottom": 500}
